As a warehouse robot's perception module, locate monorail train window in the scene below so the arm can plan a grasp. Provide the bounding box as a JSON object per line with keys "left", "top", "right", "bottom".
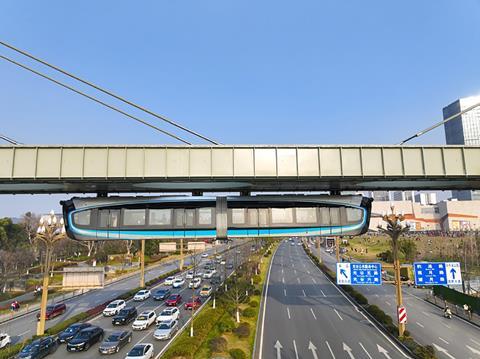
{"left": 319, "top": 208, "right": 330, "bottom": 225}
{"left": 296, "top": 208, "right": 317, "bottom": 224}
{"left": 198, "top": 208, "right": 213, "bottom": 225}
{"left": 330, "top": 208, "right": 341, "bottom": 226}
{"left": 73, "top": 210, "right": 91, "bottom": 226}
{"left": 248, "top": 209, "right": 258, "bottom": 226}
{"left": 149, "top": 209, "right": 172, "bottom": 226}
{"left": 175, "top": 210, "right": 184, "bottom": 226}
{"left": 232, "top": 209, "right": 245, "bottom": 225}
{"left": 185, "top": 209, "right": 195, "bottom": 226}
{"left": 271, "top": 208, "right": 293, "bottom": 224}
{"left": 258, "top": 209, "right": 268, "bottom": 226}
{"left": 346, "top": 208, "right": 362, "bottom": 223}
{"left": 123, "top": 209, "right": 146, "bottom": 226}
{"left": 98, "top": 210, "right": 120, "bottom": 228}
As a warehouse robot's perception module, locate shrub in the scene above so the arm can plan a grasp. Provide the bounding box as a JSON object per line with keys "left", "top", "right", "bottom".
{"left": 242, "top": 307, "right": 256, "bottom": 318}
{"left": 217, "top": 316, "right": 235, "bottom": 333}
{"left": 229, "top": 348, "right": 247, "bottom": 359}
{"left": 233, "top": 322, "right": 251, "bottom": 338}
{"left": 249, "top": 300, "right": 259, "bottom": 308}
{"left": 253, "top": 288, "right": 261, "bottom": 296}
{"left": 252, "top": 275, "right": 261, "bottom": 284}
{"left": 45, "top": 312, "right": 89, "bottom": 335}
{"left": 209, "top": 336, "right": 228, "bottom": 353}
{"left": 0, "top": 343, "right": 23, "bottom": 359}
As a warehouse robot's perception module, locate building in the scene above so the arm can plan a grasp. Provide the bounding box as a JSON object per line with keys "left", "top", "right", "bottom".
{"left": 443, "top": 95, "right": 480, "bottom": 200}
{"left": 370, "top": 200, "right": 480, "bottom": 232}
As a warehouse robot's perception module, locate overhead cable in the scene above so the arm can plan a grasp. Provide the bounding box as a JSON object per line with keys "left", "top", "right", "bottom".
{"left": 0, "top": 54, "right": 192, "bottom": 144}
{"left": 399, "top": 101, "right": 480, "bottom": 144}
{"left": 0, "top": 40, "right": 220, "bottom": 145}
{"left": 0, "top": 133, "right": 22, "bottom": 145}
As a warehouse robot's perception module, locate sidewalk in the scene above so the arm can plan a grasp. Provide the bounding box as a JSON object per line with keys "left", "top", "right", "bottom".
{"left": 424, "top": 292, "right": 480, "bottom": 327}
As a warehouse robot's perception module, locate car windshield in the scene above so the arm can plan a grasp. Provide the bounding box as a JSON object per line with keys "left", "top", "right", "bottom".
{"left": 156, "top": 289, "right": 166, "bottom": 293}
{"left": 170, "top": 295, "right": 178, "bottom": 299}
{"left": 137, "top": 291, "right": 145, "bottom": 295}
{"left": 118, "top": 309, "right": 129, "bottom": 316}
{"left": 76, "top": 331, "right": 91, "bottom": 339}
{"left": 107, "top": 334, "right": 121, "bottom": 341}
{"left": 64, "top": 326, "right": 79, "bottom": 333}
{"left": 157, "top": 323, "right": 171, "bottom": 329}
{"left": 167, "top": 277, "right": 174, "bottom": 280}
{"left": 128, "top": 346, "right": 145, "bottom": 356}
{"left": 21, "top": 342, "right": 39, "bottom": 353}
{"left": 107, "top": 303, "right": 118, "bottom": 308}
{"left": 202, "top": 287, "right": 210, "bottom": 291}
{"left": 46, "top": 305, "right": 54, "bottom": 311}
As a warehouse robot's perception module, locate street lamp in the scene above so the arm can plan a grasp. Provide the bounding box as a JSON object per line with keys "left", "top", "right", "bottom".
{"left": 36, "top": 210, "right": 66, "bottom": 336}
{"left": 378, "top": 206, "right": 409, "bottom": 337}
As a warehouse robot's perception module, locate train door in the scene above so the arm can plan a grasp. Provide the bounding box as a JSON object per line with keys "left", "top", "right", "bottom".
{"left": 97, "top": 209, "right": 120, "bottom": 240}
{"left": 174, "top": 209, "right": 186, "bottom": 239}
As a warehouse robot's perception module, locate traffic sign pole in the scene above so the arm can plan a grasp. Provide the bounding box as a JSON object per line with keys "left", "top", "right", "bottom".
{"left": 335, "top": 237, "right": 340, "bottom": 262}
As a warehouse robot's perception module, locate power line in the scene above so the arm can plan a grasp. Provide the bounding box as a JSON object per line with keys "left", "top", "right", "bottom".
{"left": 0, "top": 133, "right": 22, "bottom": 145}
{"left": 0, "top": 40, "right": 220, "bottom": 145}
{"left": 399, "top": 101, "right": 480, "bottom": 145}
{"left": 0, "top": 54, "right": 192, "bottom": 144}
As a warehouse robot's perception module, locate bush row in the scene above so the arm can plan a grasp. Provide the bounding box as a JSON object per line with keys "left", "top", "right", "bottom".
{"left": 302, "top": 244, "right": 437, "bottom": 359}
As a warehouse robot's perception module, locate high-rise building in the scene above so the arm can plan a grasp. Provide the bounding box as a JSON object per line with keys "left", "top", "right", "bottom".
{"left": 443, "top": 95, "right": 480, "bottom": 200}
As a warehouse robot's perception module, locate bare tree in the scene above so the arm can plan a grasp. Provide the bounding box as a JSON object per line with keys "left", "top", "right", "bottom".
{"left": 125, "top": 240, "right": 134, "bottom": 256}
{"left": 76, "top": 241, "right": 97, "bottom": 257}
{"left": 21, "top": 212, "right": 40, "bottom": 247}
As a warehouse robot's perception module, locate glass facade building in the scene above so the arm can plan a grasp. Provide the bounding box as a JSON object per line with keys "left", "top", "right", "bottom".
{"left": 443, "top": 96, "right": 480, "bottom": 200}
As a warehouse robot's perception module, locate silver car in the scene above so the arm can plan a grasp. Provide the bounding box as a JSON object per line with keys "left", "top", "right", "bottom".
{"left": 153, "top": 319, "right": 178, "bottom": 340}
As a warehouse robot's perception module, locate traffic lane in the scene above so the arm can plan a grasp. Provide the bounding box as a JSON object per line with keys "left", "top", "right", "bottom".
{"left": 45, "top": 248, "right": 241, "bottom": 359}
{"left": 2, "top": 245, "right": 225, "bottom": 343}
{"left": 319, "top": 248, "right": 480, "bottom": 359}
{"left": 262, "top": 241, "right": 407, "bottom": 359}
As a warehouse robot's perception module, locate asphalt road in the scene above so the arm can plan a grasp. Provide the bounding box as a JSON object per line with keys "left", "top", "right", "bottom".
{"left": 0, "top": 243, "right": 229, "bottom": 344}
{"left": 317, "top": 244, "right": 480, "bottom": 359}
{"left": 257, "top": 240, "right": 409, "bottom": 359}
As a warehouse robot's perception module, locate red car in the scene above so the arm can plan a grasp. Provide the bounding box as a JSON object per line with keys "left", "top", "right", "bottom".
{"left": 184, "top": 297, "right": 202, "bottom": 310}
{"left": 37, "top": 303, "right": 66, "bottom": 320}
{"left": 165, "top": 294, "right": 182, "bottom": 306}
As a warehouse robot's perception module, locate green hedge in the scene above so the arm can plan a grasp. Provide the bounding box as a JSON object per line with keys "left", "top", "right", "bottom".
{"left": 433, "top": 285, "right": 479, "bottom": 314}
{"left": 0, "top": 343, "right": 23, "bottom": 359}
{"left": 45, "top": 312, "right": 89, "bottom": 336}
{"left": 229, "top": 348, "right": 247, "bottom": 359}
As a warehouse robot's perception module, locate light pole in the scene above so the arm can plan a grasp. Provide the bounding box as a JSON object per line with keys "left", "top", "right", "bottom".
{"left": 378, "top": 206, "right": 409, "bottom": 337}
{"left": 36, "top": 210, "right": 66, "bottom": 336}
{"left": 140, "top": 239, "right": 145, "bottom": 288}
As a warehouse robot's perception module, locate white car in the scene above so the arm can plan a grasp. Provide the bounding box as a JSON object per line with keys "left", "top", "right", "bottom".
{"left": 132, "top": 310, "right": 156, "bottom": 330}
{"left": 215, "top": 255, "right": 222, "bottom": 260}
{"left": 203, "top": 269, "right": 216, "bottom": 279}
{"left": 134, "top": 289, "right": 151, "bottom": 301}
{"left": 125, "top": 343, "right": 154, "bottom": 359}
{"left": 185, "top": 271, "right": 194, "bottom": 279}
{"left": 201, "top": 253, "right": 208, "bottom": 258}
{"left": 0, "top": 333, "right": 11, "bottom": 349}
{"left": 102, "top": 299, "right": 126, "bottom": 316}
{"left": 189, "top": 277, "right": 202, "bottom": 289}
{"left": 154, "top": 319, "right": 179, "bottom": 340}
{"left": 156, "top": 307, "right": 180, "bottom": 324}
{"left": 172, "top": 278, "right": 185, "bottom": 288}
{"left": 164, "top": 276, "right": 175, "bottom": 285}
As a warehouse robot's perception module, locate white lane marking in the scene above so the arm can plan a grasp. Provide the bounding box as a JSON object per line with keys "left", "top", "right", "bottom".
{"left": 287, "top": 307, "right": 291, "bottom": 319}
{"left": 421, "top": 311, "right": 432, "bottom": 317}
{"left": 359, "top": 342, "right": 373, "bottom": 359}
{"left": 385, "top": 301, "right": 391, "bottom": 306}
{"left": 310, "top": 308, "right": 317, "bottom": 320}
{"left": 284, "top": 289, "right": 287, "bottom": 297}
{"left": 292, "top": 263, "right": 295, "bottom": 268}
{"left": 471, "top": 338, "right": 480, "bottom": 346}
{"left": 312, "top": 278, "right": 317, "bottom": 283}
{"left": 375, "top": 294, "right": 379, "bottom": 298}
{"left": 343, "top": 342, "right": 355, "bottom": 358}
{"left": 297, "top": 278, "right": 300, "bottom": 283}
{"left": 320, "top": 289, "right": 326, "bottom": 297}
{"left": 281, "top": 268, "right": 284, "bottom": 274}
{"left": 274, "top": 340, "right": 282, "bottom": 359}
{"left": 258, "top": 245, "right": 278, "bottom": 359}
{"left": 302, "top": 289, "right": 306, "bottom": 297}
{"left": 416, "top": 322, "right": 424, "bottom": 328}
{"left": 18, "top": 329, "right": 31, "bottom": 337}
{"left": 282, "top": 277, "right": 285, "bottom": 284}
{"left": 293, "top": 339, "right": 299, "bottom": 359}
{"left": 432, "top": 343, "right": 456, "bottom": 359}
{"left": 325, "top": 340, "right": 336, "bottom": 358}
{"left": 307, "top": 270, "right": 310, "bottom": 274}
{"left": 441, "top": 322, "right": 451, "bottom": 329}
{"left": 294, "top": 269, "right": 297, "bottom": 275}
{"left": 333, "top": 308, "right": 343, "bottom": 321}
{"left": 439, "top": 337, "right": 449, "bottom": 345}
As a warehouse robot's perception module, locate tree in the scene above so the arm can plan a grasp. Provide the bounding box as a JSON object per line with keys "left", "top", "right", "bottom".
{"left": 125, "top": 240, "right": 134, "bottom": 256}
{"left": 21, "top": 212, "right": 40, "bottom": 247}
{"left": 399, "top": 239, "right": 417, "bottom": 262}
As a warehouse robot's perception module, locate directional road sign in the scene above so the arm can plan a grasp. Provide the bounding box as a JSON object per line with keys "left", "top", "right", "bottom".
{"left": 413, "top": 262, "right": 462, "bottom": 286}
{"left": 336, "top": 262, "right": 382, "bottom": 285}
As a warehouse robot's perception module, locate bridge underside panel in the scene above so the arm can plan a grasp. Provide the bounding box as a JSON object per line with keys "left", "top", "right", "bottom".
{"left": 0, "top": 145, "right": 479, "bottom": 193}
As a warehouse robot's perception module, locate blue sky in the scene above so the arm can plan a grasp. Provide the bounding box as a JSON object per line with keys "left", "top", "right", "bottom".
{"left": 1, "top": 0, "right": 480, "bottom": 216}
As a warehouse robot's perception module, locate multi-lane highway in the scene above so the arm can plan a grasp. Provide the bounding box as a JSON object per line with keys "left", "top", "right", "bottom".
{"left": 318, "top": 245, "right": 480, "bottom": 359}
{"left": 256, "top": 240, "right": 409, "bottom": 359}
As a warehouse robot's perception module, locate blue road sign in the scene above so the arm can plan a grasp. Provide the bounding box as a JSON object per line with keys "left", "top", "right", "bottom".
{"left": 413, "top": 262, "right": 462, "bottom": 286}
{"left": 336, "top": 262, "right": 382, "bottom": 285}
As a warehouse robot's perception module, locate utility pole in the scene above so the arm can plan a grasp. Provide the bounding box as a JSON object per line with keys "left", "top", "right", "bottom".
{"left": 335, "top": 236, "right": 340, "bottom": 263}
{"left": 140, "top": 239, "right": 145, "bottom": 287}
{"left": 379, "top": 206, "right": 409, "bottom": 337}
{"left": 36, "top": 210, "right": 66, "bottom": 336}
{"left": 179, "top": 237, "right": 184, "bottom": 270}
{"left": 316, "top": 237, "right": 322, "bottom": 263}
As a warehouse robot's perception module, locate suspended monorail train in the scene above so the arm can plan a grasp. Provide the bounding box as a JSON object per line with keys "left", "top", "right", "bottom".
{"left": 61, "top": 195, "right": 372, "bottom": 241}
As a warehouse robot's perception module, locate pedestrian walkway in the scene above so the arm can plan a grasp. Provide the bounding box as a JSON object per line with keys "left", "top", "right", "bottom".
{"left": 424, "top": 293, "right": 480, "bottom": 327}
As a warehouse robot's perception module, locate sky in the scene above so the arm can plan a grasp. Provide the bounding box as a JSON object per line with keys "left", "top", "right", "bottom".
{"left": 1, "top": 0, "right": 480, "bottom": 217}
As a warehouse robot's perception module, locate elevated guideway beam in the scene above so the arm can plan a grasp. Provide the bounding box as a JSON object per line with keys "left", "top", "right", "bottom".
{"left": 0, "top": 145, "right": 479, "bottom": 193}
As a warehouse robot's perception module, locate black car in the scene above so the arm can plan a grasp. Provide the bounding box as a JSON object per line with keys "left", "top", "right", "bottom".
{"left": 226, "top": 263, "right": 234, "bottom": 269}
{"left": 98, "top": 330, "right": 132, "bottom": 355}
{"left": 66, "top": 326, "right": 104, "bottom": 352}
{"left": 112, "top": 306, "right": 137, "bottom": 325}
{"left": 57, "top": 322, "right": 92, "bottom": 343}
{"left": 153, "top": 288, "right": 171, "bottom": 301}
{"left": 17, "top": 336, "right": 58, "bottom": 358}
{"left": 211, "top": 275, "right": 222, "bottom": 285}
